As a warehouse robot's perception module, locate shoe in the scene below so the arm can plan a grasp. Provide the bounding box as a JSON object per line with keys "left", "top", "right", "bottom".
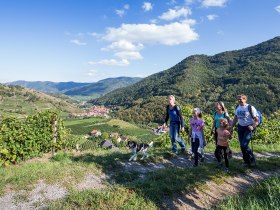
{"left": 242, "top": 162, "right": 250, "bottom": 167}
{"left": 216, "top": 163, "right": 223, "bottom": 169}
{"left": 224, "top": 167, "right": 229, "bottom": 173}
{"left": 192, "top": 164, "right": 198, "bottom": 167}
{"left": 250, "top": 158, "right": 256, "bottom": 167}
{"left": 200, "top": 157, "right": 205, "bottom": 162}
{"left": 172, "top": 150, "right": 178, "bottom": 154}
{"left": 181, "top": 148, "right": 186, "bottom": 153}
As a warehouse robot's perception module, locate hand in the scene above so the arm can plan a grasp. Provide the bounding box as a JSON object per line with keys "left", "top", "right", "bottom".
{"left": 181, "top": 127, "right": 185, "bottom": 132}
{"left": 163, "top": 123, "right": 166, "bottom": 128}
{"left": 248, "top": 125, "right": 254, "bottom": 131}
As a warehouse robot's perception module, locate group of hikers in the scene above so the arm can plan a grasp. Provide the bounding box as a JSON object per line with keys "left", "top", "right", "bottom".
{"left": 163, "top": 94, "right": 260, "bottom": 172}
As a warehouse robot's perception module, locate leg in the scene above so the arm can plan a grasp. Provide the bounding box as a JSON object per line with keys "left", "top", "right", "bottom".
{"left": 141, "top": 149, "right": 148, "bottom": 160}
{"left": 238, "top": 125, "right": 254, "bottom": 164}
{"left": 215, "top": 146, "right": 222, "bottom": 163}
{"left": 129, "top": 153, "right": 137, "bottom": 161}
{"left": 170, "top": 123, "right": 179, "bottom": 153}
{"left": 223, "top": 147, "right": 229, "bottom": 168}
{"left": 192, "top": 138, "right": 200, "bottom": 166}
{"left": 177, "top": 137, "right": 186, "bottom": 149}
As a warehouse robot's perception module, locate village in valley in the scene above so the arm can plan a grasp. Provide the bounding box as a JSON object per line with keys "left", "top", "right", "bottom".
{"left": 70, "top": 105, "right": 111, "bottom": 118}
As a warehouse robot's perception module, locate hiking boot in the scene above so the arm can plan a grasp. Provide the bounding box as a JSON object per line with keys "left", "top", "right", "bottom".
{"left": 181, "top": 148, "right": 186, "bottom": 153}
{"left": 200, "top": 157, "right": 205, "bottom": 162}
{"left": 192, "top": 164, "right": 198, "bottom": 167}
{"left": 224, "top": 167, "right": 229, "bottom": 173}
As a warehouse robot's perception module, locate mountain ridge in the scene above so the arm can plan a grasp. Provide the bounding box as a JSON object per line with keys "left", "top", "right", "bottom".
{"left": 90, "top": 36, "right": 280, "bottom": 123}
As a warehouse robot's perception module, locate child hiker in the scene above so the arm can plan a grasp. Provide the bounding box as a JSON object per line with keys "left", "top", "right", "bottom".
{"left": 215, "top": 118, "right": 231, "bottom": 172}
{"left": 188, "top": 108, "right": 206, "bottom": 167}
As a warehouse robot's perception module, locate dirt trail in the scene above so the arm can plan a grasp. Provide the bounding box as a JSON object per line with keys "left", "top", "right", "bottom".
{"left": 162, "top": 170, "right": 279, "bottom": 210}
{"left": 1, "top": 152, "right": 279, "bottom": 210}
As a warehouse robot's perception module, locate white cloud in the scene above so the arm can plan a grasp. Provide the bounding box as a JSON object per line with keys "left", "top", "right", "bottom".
{"left": 124, "top": 4, "right": 130, "bottom": 10}
{"left": 116, "top": 9, "right": 125, "bottom": 17}
{"left": 275, "top": 5, "right": 280, "bottom": 13}
{"left": 89, "top": 59, "right": 130, "bottom": 66}
{"left": 101, "top": 40, "right": 144, "bottom": 52}
{"left": 167, "top": 0, "right": 177, "bottom": 5}
{"left": 87, "top": 69, "right": 98, "bottom": 76}
{"left": 88, "top": 32, "right": 102, "bottom": 38}
{"left": 142, "top": 2, "right": 153, "bottom": 11}
{"left": 202, "top": 0, "right": 227, "bottom": 7}
{"left": 70, "top": 39, "right": 87, "bottom": 46}
{"left": 104, "top": 21, "right": 198, "bottom": 46}
{"left": 114, "top": 51, "right": 143, "bottom": 60}
{"left": 159, "top": 7, "right": 191, "bottom": 21}
{"left": 150, "top": 19, "right": 158, "bottom": 24}
{"left": 207, "top": 14, "right": 218, "bottom": 20}
{"left": 184, "top": 0, "right": 194, "bottom": 4}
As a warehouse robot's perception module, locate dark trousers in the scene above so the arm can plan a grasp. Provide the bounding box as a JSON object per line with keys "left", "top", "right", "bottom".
{"left": 237, "top": 125, "right": 255, "bottom": 164}
{"left": 215, "top": 145, "right": 229, "bottom": 167}
{"left": 191, "top": 138, "right": 202, "bottom": 166}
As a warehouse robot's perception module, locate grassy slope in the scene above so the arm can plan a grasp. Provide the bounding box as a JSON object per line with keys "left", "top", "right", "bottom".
{"left": 0, "top": 84, "right": 81, "bottom": 117}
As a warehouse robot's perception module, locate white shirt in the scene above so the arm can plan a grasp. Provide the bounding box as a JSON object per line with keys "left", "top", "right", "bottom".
{"left": 235, "top": 104, "right": 257, "bottom": 126}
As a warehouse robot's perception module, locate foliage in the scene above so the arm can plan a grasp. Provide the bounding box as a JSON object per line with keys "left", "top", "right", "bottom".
{"left": 0, "top": 111, "right": 70, "bottom": 166}
{"left": 91, "top": 36, "right": 280, "bottom": 123}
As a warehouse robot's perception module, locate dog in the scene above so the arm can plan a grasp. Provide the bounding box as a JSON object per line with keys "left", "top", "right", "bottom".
{"left": 127, "top": 141, "right": 153, "bottom": 161}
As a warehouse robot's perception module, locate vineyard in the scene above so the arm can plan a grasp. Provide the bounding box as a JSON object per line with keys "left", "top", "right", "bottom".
{"left": 0, "top": 111, "right": 70, "bottom": 166}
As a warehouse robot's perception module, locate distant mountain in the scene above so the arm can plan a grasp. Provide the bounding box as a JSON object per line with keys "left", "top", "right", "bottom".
{"left": 7, "top": 77, "right": 142, "bottom": 99}
{"left": 0, "top": 84, "right": 81, "bottom": 116}
{"left": 6, "top": 81, "right": 91, "bottom": 93}
{"left": 64, "top": 77, "right": 142, "bottom": 97}
{"left": 91, "top": 36, "right": 280, "bottom": 123}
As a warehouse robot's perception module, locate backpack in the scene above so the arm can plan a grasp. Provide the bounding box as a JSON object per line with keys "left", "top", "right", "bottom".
{"left": 235, "top": 104, "right": 262, "bottom": 127}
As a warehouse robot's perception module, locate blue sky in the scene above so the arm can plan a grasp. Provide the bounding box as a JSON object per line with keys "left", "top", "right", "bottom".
{"left": 0, "top": 0, "right": 280, "bottom": 83}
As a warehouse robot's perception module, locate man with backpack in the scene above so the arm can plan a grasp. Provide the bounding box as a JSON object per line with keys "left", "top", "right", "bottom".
{"left": 230, "top": 94, "right": 260, "bottom": 166}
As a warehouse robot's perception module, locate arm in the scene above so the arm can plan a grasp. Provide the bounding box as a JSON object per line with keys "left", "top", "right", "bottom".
{"left": 177, "top": 108, "right": 185, "bottom": 132}
{"left": 202, "top": 128, "right": 207, "bottom": 146}
{"left": 230, "top": 115, "right": 237, "bottom": 134}
{"left": 248, "top": 116, "right": 259, "bottom": 131}
{"left": 188, "top": 125, "right": 192, "bottom": 145}
{"left": 164, "top": 106, "right": 169, "bottom": 127}
{"left": 211, "top": 119, "right": 215, "bottom": 135}
{"left": 248, "top": 106, "right": 259, "bottom": 131}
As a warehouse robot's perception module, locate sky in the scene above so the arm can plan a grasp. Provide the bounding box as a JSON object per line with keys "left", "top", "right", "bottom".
{"left": 0, "top": 0, "right": 280, "bottom": 83}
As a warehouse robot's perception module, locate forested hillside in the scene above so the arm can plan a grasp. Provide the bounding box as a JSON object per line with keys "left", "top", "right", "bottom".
{"left": 91, "top": 36, "right": 280, "bottom": 123}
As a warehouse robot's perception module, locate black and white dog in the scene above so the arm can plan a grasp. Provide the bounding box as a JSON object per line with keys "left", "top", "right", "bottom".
{"left": 127, "top": 141, "right": 153, "bottom": 161}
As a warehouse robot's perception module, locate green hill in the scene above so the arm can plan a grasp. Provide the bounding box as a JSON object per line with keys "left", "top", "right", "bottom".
{"left": 64, "top": 77, "right": 142, "bottom": 98}
{"left": 91, "top": 36, "right": 280, "bottom": 123}
{"left": 6, "top": 81, "right": 90, "bottom": 93}
{"left": 7, "top": 77, "right": 142, "bottom": 100}
{"left": 0, "top": 84, "right": 81, "bottom": 117}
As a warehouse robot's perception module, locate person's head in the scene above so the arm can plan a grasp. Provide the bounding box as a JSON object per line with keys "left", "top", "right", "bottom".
{"left": 215, "top": 101, "right": 227, "bottom": 112}
{"left": 237, "top": 94, "right": 247, "bottom": 106}
{"left": 192, "top": 107, "right": 202, "bottom": 118}
{"left": 218, "top": 118, "right": 229, "bottom": 129}
{"left": 167, "top": 95, "right": 176, "bottom": 106}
